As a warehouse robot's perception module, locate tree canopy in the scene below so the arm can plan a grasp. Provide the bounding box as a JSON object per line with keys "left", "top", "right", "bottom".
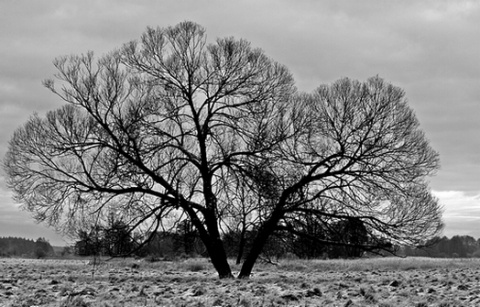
{"left": 3, "top": 21, "right": 442, "bottom": 278}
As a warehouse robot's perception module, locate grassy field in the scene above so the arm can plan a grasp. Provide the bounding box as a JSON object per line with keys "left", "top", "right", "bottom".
{"left": 1, "top": 256, "right": 479, "bottom": 306}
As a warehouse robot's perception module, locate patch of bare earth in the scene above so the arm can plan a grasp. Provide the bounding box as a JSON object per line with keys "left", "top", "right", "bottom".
{"left": 0, "top": 258, "right": 479, "bottom": 306}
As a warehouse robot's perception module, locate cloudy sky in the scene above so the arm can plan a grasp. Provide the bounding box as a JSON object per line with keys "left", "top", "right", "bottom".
{"left": 0, "top": 0, "right": 479, "bottom": 246}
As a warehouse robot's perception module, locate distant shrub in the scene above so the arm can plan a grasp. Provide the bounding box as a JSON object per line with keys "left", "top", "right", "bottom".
{"left": 471, "top": 249, "right": 480, "bottom": 258}
{"left": 34, "top": 248, "right": 47, "bottom": 259}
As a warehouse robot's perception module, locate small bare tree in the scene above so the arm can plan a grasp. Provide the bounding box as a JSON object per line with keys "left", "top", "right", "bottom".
{"left": 3, "top": 21, "right": 442, "bottom": 279}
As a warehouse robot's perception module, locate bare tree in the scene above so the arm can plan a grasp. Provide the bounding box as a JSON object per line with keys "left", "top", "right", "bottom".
{"left": 3, "top": 21, "right": 442, "bottom": 279}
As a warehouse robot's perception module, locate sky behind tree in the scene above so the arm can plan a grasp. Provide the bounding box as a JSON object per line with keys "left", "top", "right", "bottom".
{"left": 0, "top": 0, "right": 479, "bottom": 246}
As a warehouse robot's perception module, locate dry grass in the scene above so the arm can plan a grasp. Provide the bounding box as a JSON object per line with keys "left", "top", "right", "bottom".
{"left": 1, "top": 257, "right": 479, "bottom": 306}
{"left": 277, "top": 256, "right": 476, "bottom": 272}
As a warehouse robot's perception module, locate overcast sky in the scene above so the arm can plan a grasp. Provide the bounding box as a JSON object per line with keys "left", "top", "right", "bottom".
{"left": 0, "top": 0, "right": 479, "bottom": 246}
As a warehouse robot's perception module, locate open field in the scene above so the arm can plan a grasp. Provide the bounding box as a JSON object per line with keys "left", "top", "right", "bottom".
{"left": 1, "top": 257, "right": 480, "bottom": 306}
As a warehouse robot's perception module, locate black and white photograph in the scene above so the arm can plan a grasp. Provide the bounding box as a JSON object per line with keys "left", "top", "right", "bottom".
{"left": 0, "top": 1, "right": 479, "bottom": 306}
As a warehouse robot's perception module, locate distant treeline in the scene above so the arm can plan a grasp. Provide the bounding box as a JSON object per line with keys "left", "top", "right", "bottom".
{"left": 2, "top": 232, "right": 479, "bottom": 261}
{"left": 0, "top": 237, "right": 54, "bottom": 258}
{"left": 399, "top": 235, "right": 480, "bottom": 258}
{"left": 72, "top": 219, "right": 374, "bottom": 261}
{"left": 72, "top": 220, "right": 480, "bottom": 261}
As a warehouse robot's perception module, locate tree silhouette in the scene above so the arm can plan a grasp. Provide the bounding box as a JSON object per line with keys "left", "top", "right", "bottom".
{"left": 4, "top": 21, "right": 442, "bottom": 278}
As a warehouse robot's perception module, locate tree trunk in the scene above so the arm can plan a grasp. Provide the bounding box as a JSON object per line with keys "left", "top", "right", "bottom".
{"left": 182, "top": 204, "right": 233, "bottom": 279}
{"left": 207, "top": 238, "right": 234, "bottom": 278}
{"left": 203, "top": 210, "right": 234, "bottom": 279}
{"left": 238, "top": 213, "right": 282, "bottom": 278}
{"left": 194, "top": 225, "right": 233, "bottom": 278}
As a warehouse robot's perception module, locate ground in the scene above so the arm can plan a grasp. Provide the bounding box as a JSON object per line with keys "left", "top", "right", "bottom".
{"left": 0, "top": 257, "right": 479, "bottom": 306}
